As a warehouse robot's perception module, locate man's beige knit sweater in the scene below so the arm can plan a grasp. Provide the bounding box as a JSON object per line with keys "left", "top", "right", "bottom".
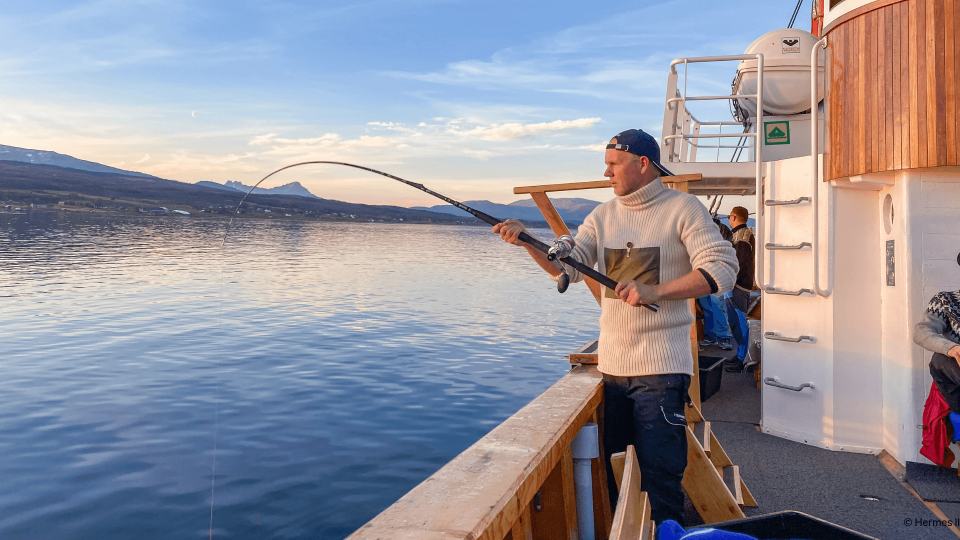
{"left": 564, "top": 178, "right": 739, "bottom": 377}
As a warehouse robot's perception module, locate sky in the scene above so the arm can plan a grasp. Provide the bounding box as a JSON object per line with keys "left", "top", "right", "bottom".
{"left": 0, "top": 0, "right": 805, "bottom": 210}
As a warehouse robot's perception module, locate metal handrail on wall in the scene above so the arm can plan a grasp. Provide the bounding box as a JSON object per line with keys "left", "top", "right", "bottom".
{"left": 810, "top": 36, "right": 833, "bottom": 298}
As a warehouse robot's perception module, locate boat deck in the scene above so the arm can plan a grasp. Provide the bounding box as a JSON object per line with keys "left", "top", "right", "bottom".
{"left": 685, "top": 362, "right": 959, "bottom": 539}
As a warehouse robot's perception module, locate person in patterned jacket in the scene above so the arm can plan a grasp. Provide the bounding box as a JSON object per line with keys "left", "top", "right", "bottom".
{"left": 914, "top": 279, "right": 960, "bottom": 413}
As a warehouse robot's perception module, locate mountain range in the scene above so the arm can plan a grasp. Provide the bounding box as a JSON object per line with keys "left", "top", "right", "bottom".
{"left": 0, "top": 144, "right": 156, "bottom": 179}
{"left": 197, "top": 180, "right": 318, "bottom": 198}
{"left": 412, "top": 197, "right": 604, "bottom": 225}
{"left": 0, "top": 145, "right": 483, "bottom": 224}
{"left": 197, "top": 176, "right": 605, "bottom": 225}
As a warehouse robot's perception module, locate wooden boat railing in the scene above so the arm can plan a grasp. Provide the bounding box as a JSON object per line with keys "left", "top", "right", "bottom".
{"left": 346, "top": 364, "right": 613, "bottom": 540}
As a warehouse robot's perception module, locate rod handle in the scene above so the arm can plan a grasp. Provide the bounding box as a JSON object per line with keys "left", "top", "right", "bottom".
{"left": 516, "top": 232, "right": 660, "bottom": 312}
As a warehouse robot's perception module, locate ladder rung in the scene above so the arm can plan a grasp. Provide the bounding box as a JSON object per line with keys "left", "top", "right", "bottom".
{"left": 764, "top": 287, "right": 814, "bottom": 296}
{"left": 764, "top": 331, "right": 815, "bottom": 343}
{"left": 765, "top": 197, "right": 810, "bottom": 206}
{"left": 765, "top": 242, "right": 811, "bottom": 250}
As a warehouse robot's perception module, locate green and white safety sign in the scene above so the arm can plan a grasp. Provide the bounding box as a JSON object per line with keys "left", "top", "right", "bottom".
{"left": 764, "top": 121, "right": 790, "bottom": 145}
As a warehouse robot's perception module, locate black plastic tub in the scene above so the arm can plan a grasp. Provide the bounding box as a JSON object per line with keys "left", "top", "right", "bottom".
{"left": 699, "top": 355, "right": 725, "bottom": 402}
{"left": 692, "top": 511, "right": 879, "bottom": 540}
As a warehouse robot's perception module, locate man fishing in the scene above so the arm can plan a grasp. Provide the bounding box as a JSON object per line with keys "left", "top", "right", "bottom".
{"left": 494, "top": 129, "right": 739, "bottom": 525}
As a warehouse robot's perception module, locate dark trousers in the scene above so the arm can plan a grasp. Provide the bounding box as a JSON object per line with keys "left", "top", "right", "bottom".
{"left": 603, "top": 373, "right": 690, "bottom": 526}
{"left": 931, "top": 353, "right": 960, "bottom": 414}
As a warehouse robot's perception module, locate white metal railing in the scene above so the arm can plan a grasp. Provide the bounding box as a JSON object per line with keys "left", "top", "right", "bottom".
{"left": 659, "top": 53, "right": 768, "bottom": 289}
{"left": 661, "top": 107, "right": 749, "bottom": 161}
{"left": 661, "top": 55, "right": 763, "bottom": 166}
{"left": 810, "top": 36, "right": 833, "bottom": 298}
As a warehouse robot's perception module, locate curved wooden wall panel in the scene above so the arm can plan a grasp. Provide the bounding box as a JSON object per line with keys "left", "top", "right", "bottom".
{"left": 824, "top": 0, "right": 959, "bottom": 181}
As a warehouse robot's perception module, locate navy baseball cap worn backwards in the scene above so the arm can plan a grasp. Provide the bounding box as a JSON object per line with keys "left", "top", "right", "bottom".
{"left": 607, "top": 129, "right": 674, "bottom": 177}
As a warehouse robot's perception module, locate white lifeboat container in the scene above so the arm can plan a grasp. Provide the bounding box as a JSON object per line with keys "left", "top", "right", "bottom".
{"left": 733, "top": 28, "right": 825, "bottom": 118}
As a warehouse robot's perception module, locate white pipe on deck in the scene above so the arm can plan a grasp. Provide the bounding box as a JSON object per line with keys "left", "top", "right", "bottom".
{"left": 571, "top": 423, "right": 599, "bottom": 540}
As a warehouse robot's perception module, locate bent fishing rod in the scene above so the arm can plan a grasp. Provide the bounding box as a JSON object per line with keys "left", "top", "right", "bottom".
{"left": 222, "top": 161, "right": 659, "bottom": 312}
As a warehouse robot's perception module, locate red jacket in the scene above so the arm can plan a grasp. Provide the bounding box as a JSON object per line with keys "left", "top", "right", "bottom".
{"left": 921, "top": 381, "right": 955, "bottom": 467}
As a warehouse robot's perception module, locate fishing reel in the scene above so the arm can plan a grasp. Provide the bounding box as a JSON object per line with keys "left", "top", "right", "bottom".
{"left": 547, "top": 235, "right": 575, "bottom": 293}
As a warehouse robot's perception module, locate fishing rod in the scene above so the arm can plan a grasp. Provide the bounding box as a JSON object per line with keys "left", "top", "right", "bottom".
{"left": 222, "top": 161, "right": 659, "bottom": 312}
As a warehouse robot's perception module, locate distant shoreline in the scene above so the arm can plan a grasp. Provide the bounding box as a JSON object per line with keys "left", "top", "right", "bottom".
{"left": 4, "top": 206, "right": 559, "bottom": 229}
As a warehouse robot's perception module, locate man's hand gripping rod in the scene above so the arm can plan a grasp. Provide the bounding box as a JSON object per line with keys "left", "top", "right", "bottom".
{"left": 543, "top": 234, "right": 659, "bottom": 312}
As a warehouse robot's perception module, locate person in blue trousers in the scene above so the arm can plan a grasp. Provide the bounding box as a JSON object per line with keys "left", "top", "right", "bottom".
{"left": 698, "top": 293, "right": 734, "bottom": 350}
{"left": 724, "top": 207, "right": 755, "bottom": 371}
{"left": 699, "top": 217, "right": 735, "bottom": 351}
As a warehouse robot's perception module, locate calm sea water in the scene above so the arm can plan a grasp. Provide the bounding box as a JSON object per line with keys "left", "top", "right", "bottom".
{"left": 0, "top": 211, "right": 600, "bottom": 539}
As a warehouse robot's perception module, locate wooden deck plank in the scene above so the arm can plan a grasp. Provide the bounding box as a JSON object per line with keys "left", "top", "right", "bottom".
{"left": 864, "top": 17, "right": 870, "bottom": 174}
{"left": 877, "top": 6, "right": 887, "bottom": 171}
{"left": 510, "top": 504, "right": 533, "bottom": 540}
{"left": 917, "top": 0, "right": 929, "bottom": 167}
{"left": 561, "top": 448, "right": 579, "bottom": 540}
{"left": 867, "top": 9, "right": 877, "bottom": 173}
{"left": 884, "top": 5, "right": 894, "bottom": 170}
{"left": 682, "top": 426, "right": 746, "bottom": 523}
{"left": 925, "top": 0, "right": 938, "bottom": 166}
{"left": 946, "top": 0, "right": 958, "bottom": 165}
{"left": 610, "top": 451, "right": 626, "bottom": 489}
{"left": 722, "top": 466, "right": 745, "bottom": 507}
{"left": 909, "top": 0, "right": 920, "bottom": 168}
{"left": 955, "top": 0, "right": 960, "bottom": 165}
{"left": 532, "top": 457, "right": 572, "bottom": 540}
{"left": 609, "top": 445, "right": 650, "bottom": 540}
{"left": 708, "top": 431, "right": 735, "bottom": 470}
{"left": 902, "top": 0, "right": 913, "bottom": 169}
{"left": 590, "top": 409, "right": 614, "bottom": 540}
{"left": 934, "top": 0, "right": 948, "bottom": 166}
{"left": 883, "top": 6, "right": 900, "bottom": 171}
{"left": 846, "top": 20, "right": 856, "bottom": 176}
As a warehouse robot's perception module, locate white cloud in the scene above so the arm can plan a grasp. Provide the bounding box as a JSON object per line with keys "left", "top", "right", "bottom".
{"left": 247, "top": 133, "right": 406, "bottom": 157}
{"left": 245, "top": 116, "right": 602, "bottom": 162}
{"left": 450, "top": 118, "right": 600, "bottom": 141}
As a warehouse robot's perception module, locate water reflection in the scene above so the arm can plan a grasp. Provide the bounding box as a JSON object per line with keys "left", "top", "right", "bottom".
{"left": 0, "top": 211, "right": 599, "bottom": 539}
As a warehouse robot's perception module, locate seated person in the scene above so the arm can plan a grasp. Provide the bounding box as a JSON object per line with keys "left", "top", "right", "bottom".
{"left": 914, "top": 289, "right": 960, "bottom": 414}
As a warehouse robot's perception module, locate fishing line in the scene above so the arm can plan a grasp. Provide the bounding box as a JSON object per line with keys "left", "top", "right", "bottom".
{"left": 209, "top": 268, "right": 222, "bottom": 540}
{"left": 220, "top": 161, "right": 659, "bottom": 312}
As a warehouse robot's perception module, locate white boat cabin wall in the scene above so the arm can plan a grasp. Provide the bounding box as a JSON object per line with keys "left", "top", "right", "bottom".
{"left": 661, "top": 0, "right": 960, "bottom": 467}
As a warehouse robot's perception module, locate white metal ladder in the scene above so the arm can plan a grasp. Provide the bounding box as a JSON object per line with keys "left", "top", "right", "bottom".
{"left": 758, "top": 37, "right": 832, "bottom": 393}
